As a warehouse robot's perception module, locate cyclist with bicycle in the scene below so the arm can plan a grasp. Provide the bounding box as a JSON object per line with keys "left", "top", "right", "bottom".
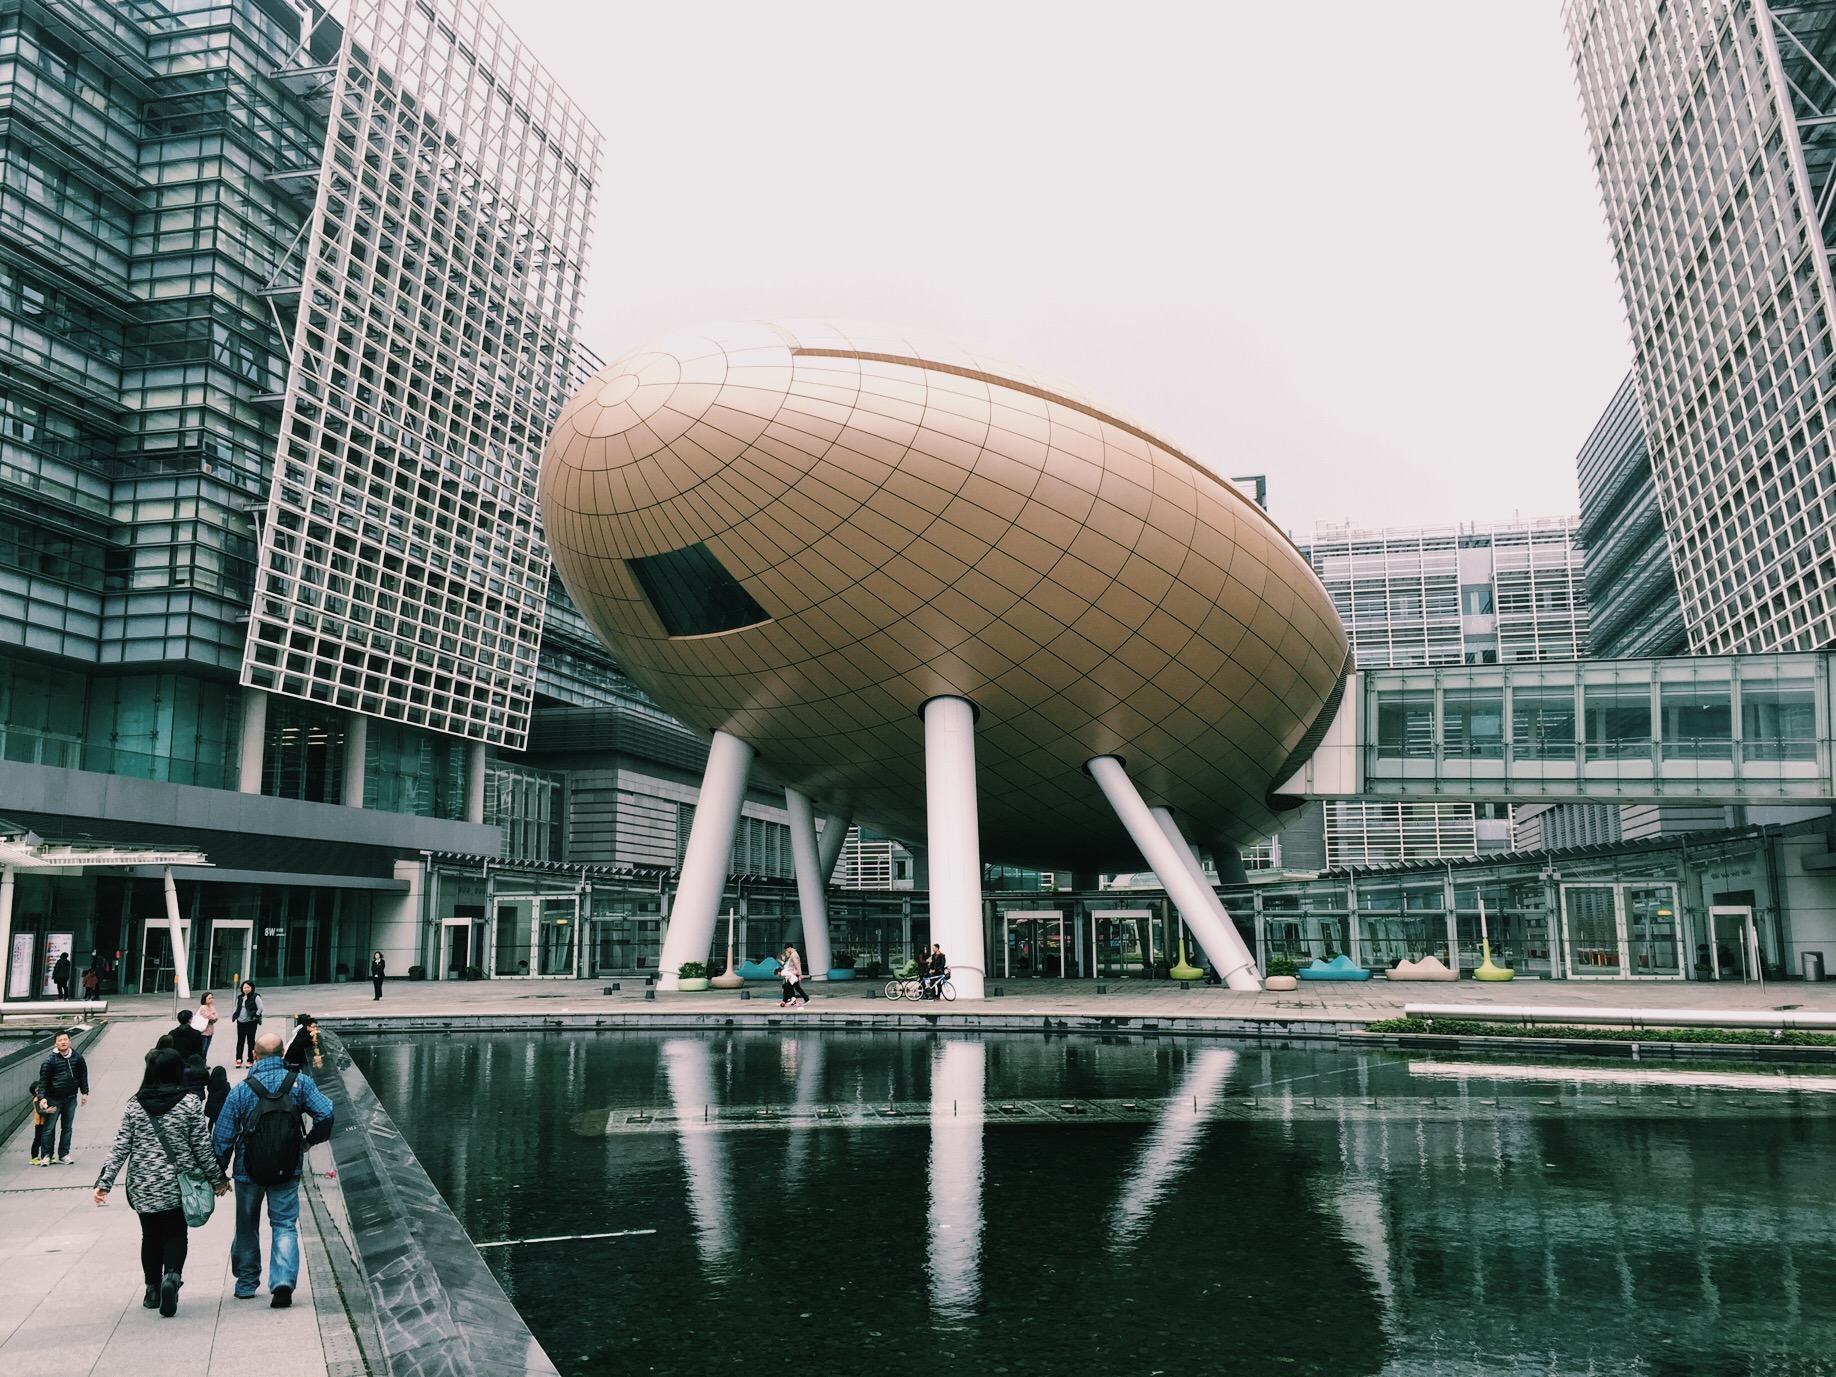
{"left": 921, "top": 943, "right": 948, "bottom": 1000}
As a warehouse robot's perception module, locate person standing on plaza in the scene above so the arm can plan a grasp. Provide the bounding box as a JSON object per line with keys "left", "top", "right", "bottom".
{"left": 196, "top": 992, "right": 219, "bottom": 1060}
{"left": 168, "top": 1008, "right": 204, "bottom": 1061}
{"left": 39, "top": 1030, "right": 88, "bottom": 1163}
{"left": 370, "top": 950, "right": 386, "bottom": 1001}
{"left": 27, "top": 1079, "right": 54, "bottom": 1165}
{"left": 52, "top": 950, "right": 72, "bottom": 1000}
{"left": 92, "top": 1048, "right": 231, "bottom": 1317}
{"left": 203, "top": 1066, "right": 230, "bottom": 1130}
{"left": 212, "top": 1029, "right": 334, "bottom": 1307}
{"left": 231, "top": 980, "right": 262, "bottom": 1067}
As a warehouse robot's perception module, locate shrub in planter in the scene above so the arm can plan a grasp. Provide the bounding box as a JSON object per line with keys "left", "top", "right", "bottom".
{"left": 832, "top": 952, "right": 856, "bottom": 969}
{"left": 676, "top": 960, "right": 710, "bottom": 991}
{"left": 334, "top": 962, "right": 351, "bottom": 983}
{"left": 408, "top": 965, "right": 427, "bottom": 981}
{"left": 464, "top": 965, "right": 484, "bottom": 981}
{"left": 1265, "top": 956, "right": 1299, "bottom": 978}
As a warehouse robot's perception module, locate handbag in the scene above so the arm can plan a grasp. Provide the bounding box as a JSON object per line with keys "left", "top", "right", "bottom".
{"left": 149, "top": 1108, "right": 218, "bottom": 1228}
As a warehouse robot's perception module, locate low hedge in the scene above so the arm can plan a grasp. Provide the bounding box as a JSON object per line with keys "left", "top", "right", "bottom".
{"left": 1363, "top": 1016, "right": 1836, "bottom": 1047}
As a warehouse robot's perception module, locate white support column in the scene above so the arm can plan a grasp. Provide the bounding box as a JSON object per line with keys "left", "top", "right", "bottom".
{"left": 657, "top": 730, "right": 752, "bottom": 990}
{"left": 0, "top": 864, "right": 14, "bottom": 1001}
{"left": 1086, "top": 757, "right": 1261, "bottom": 990}
{"left": 341, "top": 712, "right": 368, "bottom": 809}
{"left": 785, "top": 787, "right": 833, "bottom": 979}
{"left": 463, "top": 740, "right": 487, "bottom": 824}
{"left": 924, "top": 696, "right": 985, "bottom": 999}
{"left": 237, "top": 687, "right": 268, "bottom": 794}
{"left": 816, "top": 810, "right": 850, "bottom": 884}
{"left": 162, "top": 866, "right": 192, "bottom": 1003}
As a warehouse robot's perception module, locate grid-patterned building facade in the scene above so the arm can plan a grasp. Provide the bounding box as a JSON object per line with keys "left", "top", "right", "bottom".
{"left": 1306, "top": 520, "right": 1590, "bottom": 866}
{"left": 243, "top": 0, "right": 602, "bottom": 749}
{"left": 1566, "top": 0, "right": 1836, "bottom": 655}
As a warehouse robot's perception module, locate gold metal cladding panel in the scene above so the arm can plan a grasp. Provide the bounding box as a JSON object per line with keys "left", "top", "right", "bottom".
{"left": 540, "top": 321, "right": 1350, "bottom": 869}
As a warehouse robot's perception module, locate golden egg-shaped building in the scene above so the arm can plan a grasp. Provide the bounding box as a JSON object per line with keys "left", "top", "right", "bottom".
{"left": 539, "top": 320, "right": 1350, "bottom": 993}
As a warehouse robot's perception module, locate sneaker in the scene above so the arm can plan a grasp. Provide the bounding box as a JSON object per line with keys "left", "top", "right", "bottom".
{"left": 233, "top": 1289, "right": 258, "bottom": 1300}
{"left": 143, "top": 1284, "right": 159, "bottom": 1310}
{"left": 270, "top": 1285, "right": 293, "bottom": 1309}
{"left": 38, "top": 1157, "right": 50, "bottom": 1167}
{"left": 55, "top": 1156, "right": 71, "bottom": 1165}
{"left": 29, "top": 1155, "right": 40, "bottom": 1166}
{"left": 159, "top": 1271, "right": 181, "bottom": 1317}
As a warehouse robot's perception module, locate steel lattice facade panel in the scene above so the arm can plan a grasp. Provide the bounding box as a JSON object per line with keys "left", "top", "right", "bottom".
{"left": 242, "top": 0, "right": 602, "bottom": 750}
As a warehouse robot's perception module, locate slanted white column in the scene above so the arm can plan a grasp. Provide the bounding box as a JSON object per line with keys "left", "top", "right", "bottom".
{"left": 816, "top": 810, "right": 850, "bottom": 884}
{"left": 463, "top": 741, "right": 487, "bottom": 824}
{"left": 785, "top": 788, "right": 832, "bottom": 979}
{"left": 341, "top": 712, "right": 368, "bottom": 809}
{"left": 657, "top": 730, "right": 752, "bottom": 990}
{"left": 923, "top": 697, "right": 984, "bottom": 1000}
{"left": 0, "top": 864, "right": 15, "bottom": 1001}
{"left": 927, "top": 1038, "right": 986, "bottom": 1325}
{"left": 162, "top": 866, "right": 192, "bottom": 1003}
{"left": 236, "top": 688, "right": 268, "bottom": 794}
{"left": 1085, "top": 757, "right": 1261, "bottom": 990}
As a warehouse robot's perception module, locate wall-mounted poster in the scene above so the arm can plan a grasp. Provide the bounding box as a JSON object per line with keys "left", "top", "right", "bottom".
{"left": 8, "top": 933, "right": 32, "bottom": 999}
{"left": 41, "top": 932, "right": 73, "bottom": 997}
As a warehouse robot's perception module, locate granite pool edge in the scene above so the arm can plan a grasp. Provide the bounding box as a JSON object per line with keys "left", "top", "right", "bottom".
{"left": 1342, "top": 1029, "right": 1836, "bottom": 1064}
{"left": 317, "top": 1028, "right": 560, "bottom": 1377}
{"left": 318, "top": 1009, "right": 1364, "bottom": 1041}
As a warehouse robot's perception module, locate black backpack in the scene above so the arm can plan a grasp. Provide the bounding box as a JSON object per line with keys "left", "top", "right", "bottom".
{"left": 242, "top": 1069, "right": 303, "bottom": 1186}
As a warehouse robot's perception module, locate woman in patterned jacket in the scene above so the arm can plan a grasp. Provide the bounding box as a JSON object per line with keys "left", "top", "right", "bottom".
{"left": 92, "top": 1048, "right": 231, "bottom": 1317}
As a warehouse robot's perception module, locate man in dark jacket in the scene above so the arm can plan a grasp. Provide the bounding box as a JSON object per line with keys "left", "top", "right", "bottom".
{"left": 169, "top": 1009, "right": 205, "bottom": 1060}
{"left": 39, "top": 1030, "right": 89, "bottom": 1163}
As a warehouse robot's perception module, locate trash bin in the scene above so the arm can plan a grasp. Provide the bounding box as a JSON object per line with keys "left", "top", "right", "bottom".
{"left": 1803, "top": 951, "right": 1826, "bottom": 982}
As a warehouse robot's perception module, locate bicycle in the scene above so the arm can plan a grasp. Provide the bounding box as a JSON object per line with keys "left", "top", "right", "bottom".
{"left": 884, "top": 977, "right": 921, "bottom": 1000}
{"left": 908, "top": 972, "right": 955, "bottom": 1002}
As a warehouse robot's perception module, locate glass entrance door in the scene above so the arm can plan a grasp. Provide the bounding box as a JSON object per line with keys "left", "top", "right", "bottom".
{"left": 442, "top": 920, "right": 472, "bottom": 979}
{"left": 139, "top": 919, "right": 192, "bottom": 994}
{"left": 1625, "top": 885, "right": 1681, "bottom": 976}
{"left": 1091, "top": 910, "right": 1152, "bottom": 977}
{"left": 538, "top": 897, "right": 578, "bottom": 976}
{"left": 1000, "top": 911, "right": 1064, "bottom": 977}
{"left": 1708, "top": 906, "right": 1757, "bottom": 981}
{"left": 1562, "top": 882, "right": 1684, "bottom": 979}
{"left": 1562, "top": 885, "right": 1622, "bottom": 975}
{"left": 207, "top": 921, "right": 251, "bottom": 990}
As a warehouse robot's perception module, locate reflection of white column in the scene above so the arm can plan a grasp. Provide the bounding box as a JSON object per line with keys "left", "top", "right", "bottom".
{"left": 662, "top": 1038, "right": 737, "bottom": 1276}
{"left": 658, "top": 731, "right": 752, "bottom": 989}
{"left": 1108, "top": 1046, "right": 1237, "bottom": 1251}
{"left": 927, "top": 1039, "right": 985, "bottom": 1326}
{"left": 0, "top": 864, "right": 14, "bottom": 1000}
{"left": 785, "top": 788, "right": 832, "bottom": 979}
{"left": 463, "top": 741, "right": 487, "bottom": 824}
{"left": 782, "top": 1035, "right": 827, "bottom": 1189}
{"left": 1086, "top": 757, "right": 1259, "bottom": 990}
{"left": 924, "top": 697, "right": 984, "bottom": 999}
{"left": 163, "top": 866, "right": 192, "bottom": 1003}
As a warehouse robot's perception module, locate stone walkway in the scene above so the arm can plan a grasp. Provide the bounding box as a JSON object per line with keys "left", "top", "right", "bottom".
{"left": 69, "top": 970, "right": 1836, "bottom": 1029}
{"left": 0, "top": 1021, "right": 340, "bottom": 1377}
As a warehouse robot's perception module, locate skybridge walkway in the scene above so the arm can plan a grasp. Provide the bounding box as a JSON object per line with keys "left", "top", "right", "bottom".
{"left": 1279, "top": 651, "right": 1835, "bottom": 805}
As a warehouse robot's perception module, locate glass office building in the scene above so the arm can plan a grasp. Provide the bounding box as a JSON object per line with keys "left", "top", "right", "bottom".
{"left": 1303, "top": 520, "right": 1590, "bottom": 866}
{"left": 1566, "top": 1, "right": 1836, "bottom": 654}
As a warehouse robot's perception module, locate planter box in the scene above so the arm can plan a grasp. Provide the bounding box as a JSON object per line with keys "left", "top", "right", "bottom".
{"left": 1264, "top": 975, "right": 1298, "bottom": 991}
{"left": 677, "top": 978, "right": 710, "bottom": 992}
{"left": 826, "top": 968, "right": 856, "bottom": 981}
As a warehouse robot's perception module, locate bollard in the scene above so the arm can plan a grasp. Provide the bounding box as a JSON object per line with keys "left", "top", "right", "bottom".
{"left": 740, "top": 989, "right": 752, "bottom": 1000}
{"left": 644, "top": 988, "right": 656, "bottom": 1001}
{"left": 863, "top": 988, "right": 878, "bottom": 998}
{"left": 991, "top": 987, "right": 1005, "bottom": 997}
{"left": 602, "top": 984, "right": 620, "bottom": 994}
{"left": 1096, "top": 984, "right": 1108, "bottom": 994}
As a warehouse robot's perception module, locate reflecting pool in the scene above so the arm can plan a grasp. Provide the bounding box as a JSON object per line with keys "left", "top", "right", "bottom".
{"left": 347, "top": 1032, "right": 1836, "bottom": 1377}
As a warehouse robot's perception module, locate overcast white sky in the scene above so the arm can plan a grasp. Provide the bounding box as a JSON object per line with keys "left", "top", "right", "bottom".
{"left": 505, "top": 1, "right": 1630, "bottom": 541}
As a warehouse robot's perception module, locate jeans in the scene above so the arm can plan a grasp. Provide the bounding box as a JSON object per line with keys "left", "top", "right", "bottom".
{"left": 30, "top": 1116, "right": 51, "bottom": 1159}
{"left": 138, "top": 1208, "right": 188, "bottom": 1285}
{"left": 50, "top": 1097, "right": 75, "bottom": 1156}
{"left": 232, "top": 1177, "right": 300, "bottom": 1295}
{"left": 236, "top": 1022, "right": 258, "bottom": 1062}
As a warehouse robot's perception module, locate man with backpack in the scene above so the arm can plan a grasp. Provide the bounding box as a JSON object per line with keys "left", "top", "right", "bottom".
{"left": 211, "top": 1029, "right": 333, "bottom": 1308}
